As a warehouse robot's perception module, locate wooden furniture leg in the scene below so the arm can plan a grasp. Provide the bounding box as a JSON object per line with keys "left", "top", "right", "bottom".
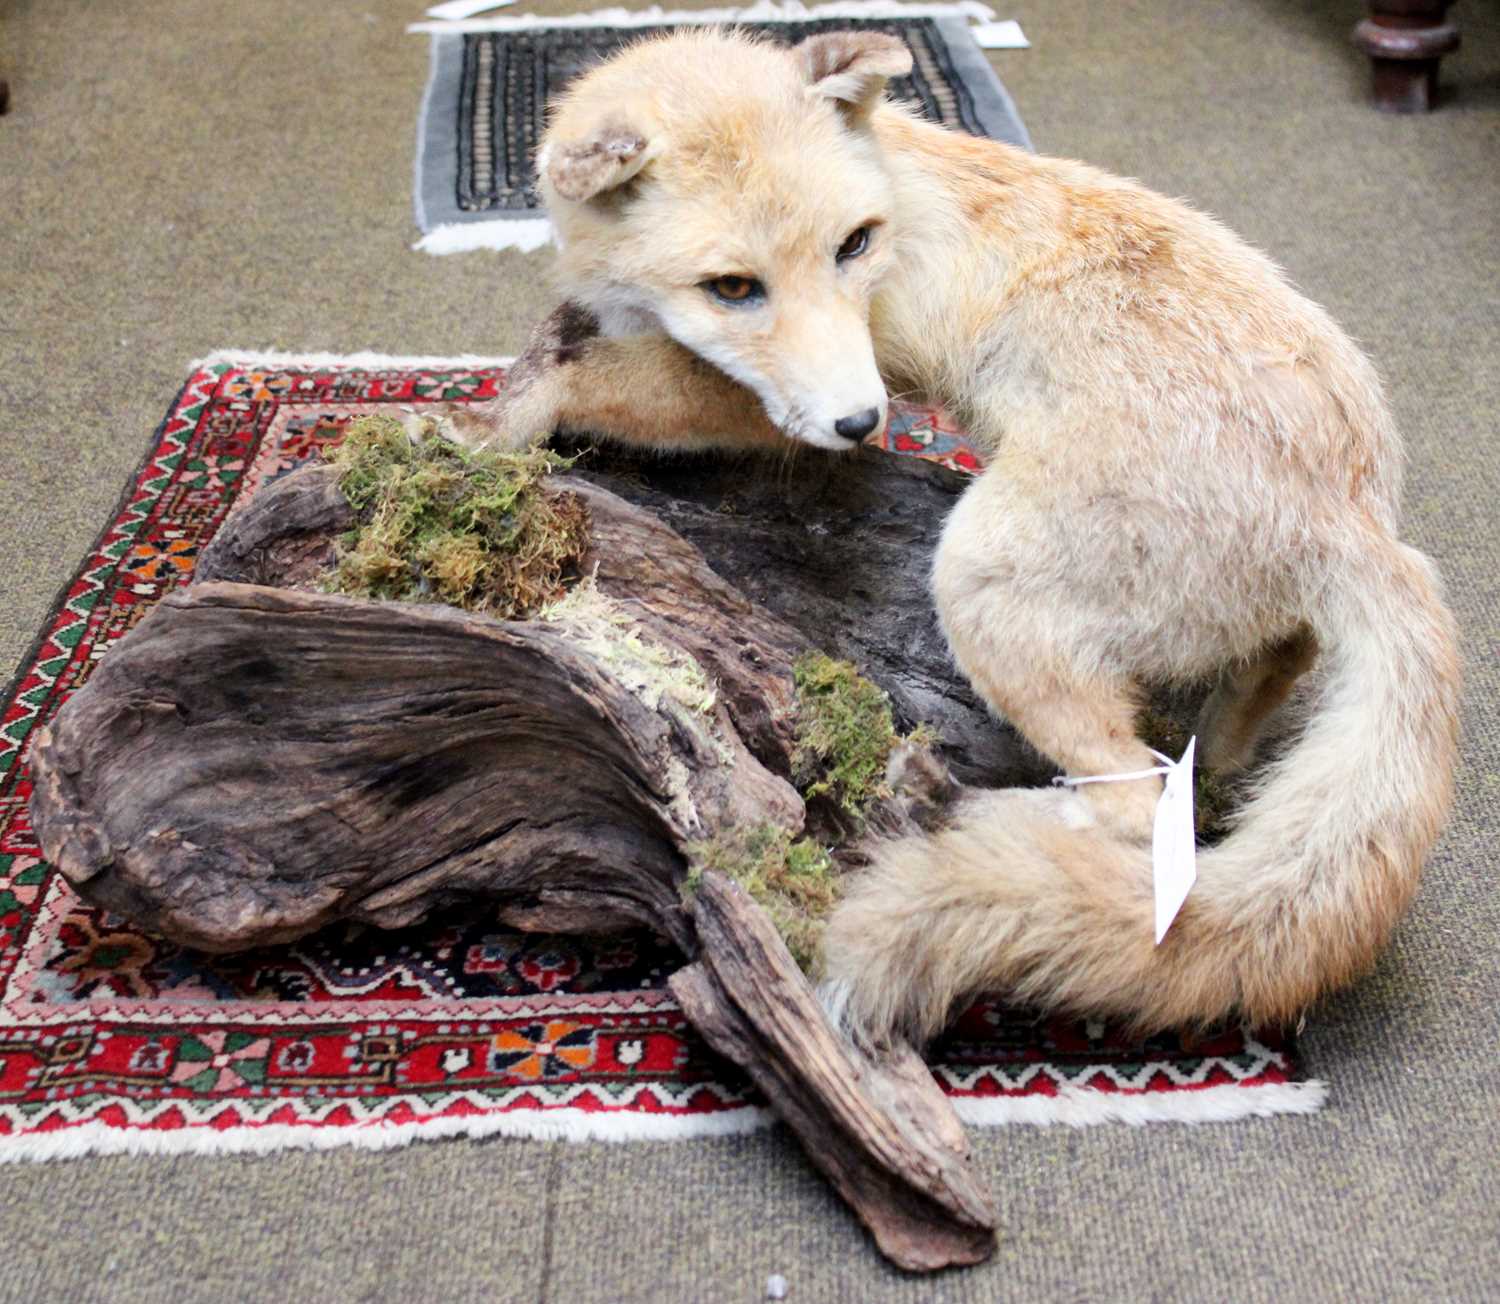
{"left": 1353, "top": 1, "right": 1461, "bottom": 112}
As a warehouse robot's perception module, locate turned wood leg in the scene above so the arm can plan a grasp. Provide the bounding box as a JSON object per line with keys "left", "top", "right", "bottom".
{"left": 1353, "top": 0, "right": 1460, "bottom": 113}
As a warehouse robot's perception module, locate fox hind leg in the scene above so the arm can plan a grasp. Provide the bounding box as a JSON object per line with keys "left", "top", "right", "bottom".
{"left": 1196, "top": 627, "right": 1318, "bottom": 774}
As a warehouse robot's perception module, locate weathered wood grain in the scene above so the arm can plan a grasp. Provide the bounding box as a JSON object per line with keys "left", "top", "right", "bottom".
{"left": 28, "top": 405, "right": 1005, "bottom": 1271}
{"left": 671, "top": 873, "right": 996, "bottom": 1271}
{"left": 571, "top": 441, "right": 1050, "bottom": 790}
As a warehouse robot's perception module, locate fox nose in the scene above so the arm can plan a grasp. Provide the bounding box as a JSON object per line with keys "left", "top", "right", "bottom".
{"left": 834, "top": 407, "right": 882, "bottom": 441}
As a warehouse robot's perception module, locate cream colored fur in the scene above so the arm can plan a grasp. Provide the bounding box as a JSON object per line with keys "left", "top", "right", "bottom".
{"left": 480, "top": 30, "right": 1462, "bottom": 1044}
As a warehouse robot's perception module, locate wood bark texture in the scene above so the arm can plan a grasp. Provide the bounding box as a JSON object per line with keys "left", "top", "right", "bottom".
{"left": 28, "top": 416, "right": 1021, "bottom": 1270}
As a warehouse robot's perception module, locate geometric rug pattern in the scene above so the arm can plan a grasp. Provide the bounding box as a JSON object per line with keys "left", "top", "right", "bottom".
{"left": 0, "top": 353, "right": 1323, "bottom": 1160}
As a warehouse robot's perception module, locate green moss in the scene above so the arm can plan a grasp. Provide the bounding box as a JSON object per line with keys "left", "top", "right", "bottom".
{"left": 687, "top": 825, "right": 839, "bottom": 973}
{"left": 1139, "top": 708, "right": 1235, "bottom": 837}
{"left": 792, "top": 652, "right": 903, "bottom": 818}
{"left": 324, "top": 413, "right": 587, "bottom": 618}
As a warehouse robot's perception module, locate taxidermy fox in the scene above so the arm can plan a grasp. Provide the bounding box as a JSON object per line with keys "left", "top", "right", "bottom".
{"left": 459, "top": 29, "right": 1460, "bottom": 1045}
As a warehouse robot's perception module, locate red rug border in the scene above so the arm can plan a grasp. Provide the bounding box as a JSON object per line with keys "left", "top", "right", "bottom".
{"left": 0, "top": 352, "right": 1326, "bottom": 1161}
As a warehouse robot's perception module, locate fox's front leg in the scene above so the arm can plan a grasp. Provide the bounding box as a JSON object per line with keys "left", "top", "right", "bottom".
{"left": 933, "top": 465, "right": 1164, "bottom": 839}
{"left": 439, "top": 304, "right": 786, "bottom": 455}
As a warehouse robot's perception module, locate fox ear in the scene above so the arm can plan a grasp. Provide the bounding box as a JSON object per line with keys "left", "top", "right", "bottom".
{"left": 543, "top": 118, "right": 653, "bottom": 202}
{"left": 795, "top": 32, "right": 912, "bottom": 116}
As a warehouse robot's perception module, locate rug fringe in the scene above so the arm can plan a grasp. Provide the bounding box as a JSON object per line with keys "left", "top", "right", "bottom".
{"left": 952, "top": 1079, "right": 1329, "bottom": 1129}
{"left": 185, "top": 349, "right": 517, "bottom": 371}
{"left": 412, "top": 26, "right": 443, "bottom": 236}
{"left": 0, "top": 1106, "right": 778, "bottom": 1165}
{"left": 408, "top": 0, "right": 999, "bottom": 35}
{"left": 0, "top": 1081, "right": 1325, "bottom": 1165}
{"left": 970, "top": 18, "right": 1027, "bottom": 48}
{"left": 426, "top": 0, "right": 519, "bottom": 20}
{"left": 413, "top": 219, "right": 556, "bottom": 255}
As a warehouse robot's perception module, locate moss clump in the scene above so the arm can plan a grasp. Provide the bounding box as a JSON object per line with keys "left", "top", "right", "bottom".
{"left": 325, "top": 414, "right": 587, "bottom": 618}
{"left": 687, "top": 825, "right": 839, "bottom": 973}
{"left": 792, "top": 652, "right": 909, "bottom": 819}
{"left": 695, "top": 647, "right": 941, "bottom": 970}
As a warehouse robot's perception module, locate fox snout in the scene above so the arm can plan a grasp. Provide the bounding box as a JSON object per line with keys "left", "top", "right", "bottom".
{"left": 652, "top": 290, "right": 888, "bottom": 453}
{"left": 789, "top": 393, "right": 887, "bottom": 451}
{"left": 835, "top": 407, "right": 883, "bottom": 441}
{"left": 796, "top": 375, "right": 888, "bottom": 451}
{"left": 776, "top": 304, "right": 888, "bottom": 451}
{"left": 774, "top": 331, "right": 888, "bottom": 451}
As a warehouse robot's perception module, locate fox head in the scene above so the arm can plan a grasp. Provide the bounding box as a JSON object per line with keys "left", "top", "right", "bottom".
{"left": 537, "top": 30, "right": 910, "bottom": 451}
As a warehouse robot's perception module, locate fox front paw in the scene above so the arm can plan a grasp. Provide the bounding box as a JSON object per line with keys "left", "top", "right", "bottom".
{"left": 399, "top": 399, "right": 543, "bottom": 454}
{"left": 1078, "top": 776, "right": 1161, "bottom": 843}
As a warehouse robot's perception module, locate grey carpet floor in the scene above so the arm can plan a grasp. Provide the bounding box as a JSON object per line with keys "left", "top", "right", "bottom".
{"left": 2, "top": 1, "right": 1497, "bottom": 1300}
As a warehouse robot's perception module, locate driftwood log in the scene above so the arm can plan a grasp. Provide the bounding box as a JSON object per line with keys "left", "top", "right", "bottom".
{"left": 27, "top": 401, "right": 1052, "bottom": 1271}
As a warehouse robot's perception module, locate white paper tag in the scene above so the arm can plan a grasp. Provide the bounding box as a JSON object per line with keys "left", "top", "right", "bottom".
{"left": 971, "top": 20, "right": 1030, "bottom": 49}
{"left": 425, "top": 0, "right": 517, "bottom": 20}
{"left": 1151, "top": 737, "right": 1197, "bottom": 944}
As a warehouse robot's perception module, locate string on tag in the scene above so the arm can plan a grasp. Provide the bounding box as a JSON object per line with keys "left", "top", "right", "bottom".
{"left": 1053, "top": 764, "right": 1171, "bottom": 788}
{"left": 1050, "top": 741, "right": 1199, "bottom": 946}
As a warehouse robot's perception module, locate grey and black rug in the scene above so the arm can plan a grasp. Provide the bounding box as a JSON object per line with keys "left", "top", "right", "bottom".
{"left": 412, "top": 3, "right": 1031, "bottom": 252}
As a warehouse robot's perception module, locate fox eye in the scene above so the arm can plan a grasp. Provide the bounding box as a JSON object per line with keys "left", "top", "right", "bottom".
{"left": 836, "top": 226, "right": 871, "bottom": 263}
{"left": 703, "top": 275, "right": 765, "bottom": 305}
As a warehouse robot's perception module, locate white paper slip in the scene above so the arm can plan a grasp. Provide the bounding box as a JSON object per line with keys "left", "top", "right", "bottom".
{"left": 1151, "top": 737, "right": 1197, "bottom": 944}
{"left": 425, "top": 0, "right": 517, "bottom": 20}
{"left": 971, "top": 20, "right": 1029, "bottom": 49}
{"left": 1050, "top": 738, "right": 1199, "bottom": 942}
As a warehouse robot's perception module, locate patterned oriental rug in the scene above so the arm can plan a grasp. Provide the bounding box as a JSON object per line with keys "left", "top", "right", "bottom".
{"left": 0, "top": 353, "right": 1326, "bottom": 1161}
{"left": 411, "top": 1, "right": 1033, "bottom": 253}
